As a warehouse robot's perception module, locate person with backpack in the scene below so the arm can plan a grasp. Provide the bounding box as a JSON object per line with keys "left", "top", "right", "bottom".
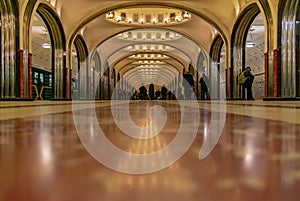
{"left": 243, "top": 66, "right": 255, "bottom": 100}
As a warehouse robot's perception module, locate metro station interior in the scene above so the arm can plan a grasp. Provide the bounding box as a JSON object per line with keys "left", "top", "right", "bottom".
{"left": 0, "top": 0, "right": 300, "bottom": 201}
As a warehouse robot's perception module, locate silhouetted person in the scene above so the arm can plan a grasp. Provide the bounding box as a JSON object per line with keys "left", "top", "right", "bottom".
{"left": 37, "top": 78, "right": 43, "bottom": 100}
{"left": 139, "top": 84, "right": 147, "bottom": 100}
{"left": 243, "top": 66, "right": 255, "bottom": 100}
{"left": 183, "top": 72, "right": 194, "bottom": 100}
{"left": 199, "top": 73, "right": 210, "bottom": 100}
{"left": 155, "top": 90, "right": 161, "bottom": 100}
{"left": 161, "top": 85, "right": 168, "bottom": 100}
{"left": 149, "top": 83, "right": 154, "bottom": 100}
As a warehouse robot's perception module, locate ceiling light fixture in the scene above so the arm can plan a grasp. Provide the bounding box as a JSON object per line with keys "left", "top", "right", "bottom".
{"left": 129, "top": 54, "right": 169, "bottom": 59}
{"left": 125, "top": 44, "right": 174, "bottom": 52}
{"left": 41, "top": 30, "right": 51, "bottom": 49}
{"left": 116, "top": 30, "right": 181, "bottom": 41}
{"left": 42, "top": 43, "right": 51, "bottom": 49}
{"left": 105, "top": 7, "right": 191, "bottom": 26}
{"left": 246, "top": 28, "right": 256, "bottom": 48}
{"left": 132, "top": 60, "right": 165, "bottom": 65}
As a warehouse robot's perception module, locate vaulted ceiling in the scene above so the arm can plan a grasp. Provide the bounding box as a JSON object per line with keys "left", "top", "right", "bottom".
{"left": 30, "top": 0, "right": 266, "bottom": 88}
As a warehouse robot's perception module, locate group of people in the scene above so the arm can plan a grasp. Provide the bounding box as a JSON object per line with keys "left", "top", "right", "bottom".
{"left": 131, "top": 66, "right": 255, "bottom": 101}
{"left": 182, "top": 71, "right": 210, "bottom": 100}
{"left": 131, "top": 83, "right": 175, "bottom": 100}
{"left": 183, "top": 65, "right": 255, "bottom": 101}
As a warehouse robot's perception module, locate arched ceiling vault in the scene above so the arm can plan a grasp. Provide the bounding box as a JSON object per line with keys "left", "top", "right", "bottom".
{"left": 96, "top": 27, "right": 202, "bottom": 80}
{"left": 29, "top": 0, "right": 272, "bottom": 86}
{"left": 119, "top": 61, "right": 181, "bottom": 77}
{"left": 56, "top": 0, "right": 241, "bottom": 46}
{"left": 111, "top": 51, "right": 186, "bottom": 75}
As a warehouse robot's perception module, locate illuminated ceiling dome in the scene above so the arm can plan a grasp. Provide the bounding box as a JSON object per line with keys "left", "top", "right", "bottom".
{"left": 126, "top": 44, "right": 174, "bottom": 52}
{"left": 117, "top": 30, "right": 181, "bottom": 41}
{"left": 105, "top": 7, "right": 191, "bottom": 26}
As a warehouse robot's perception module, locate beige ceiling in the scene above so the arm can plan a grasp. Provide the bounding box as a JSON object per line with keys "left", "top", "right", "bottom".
{"left": 31, "top": 0, "right": 266, "bottom": 86}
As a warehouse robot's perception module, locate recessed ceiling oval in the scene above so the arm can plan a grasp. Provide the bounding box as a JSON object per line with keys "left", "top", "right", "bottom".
{"left": 117, "top": 30, "right": 181, "bottom": 41}
{"left": 105, "top": 7, "right": 191, "bottom": 26}
{"left": 126, "top": 44, "right": 174, "bottom": 52}
{"left": 129, "top": 54, "right": 169, "bottom": 59}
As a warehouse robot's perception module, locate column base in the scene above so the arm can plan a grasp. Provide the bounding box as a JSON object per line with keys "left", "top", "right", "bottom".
{"left": 0, "top": 98, "right": 34, "bottom": 101}
{"left": 263, "top": 97, "right": 300, "bottom": 101}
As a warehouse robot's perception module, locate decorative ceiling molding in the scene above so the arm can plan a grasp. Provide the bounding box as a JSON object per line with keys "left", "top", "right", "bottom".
{"left": 105, "top": 7, "right": 191, "bottom": 26}
{"left": 116, "top": 30, "right": 181, "bottom": 41}
{"left": 126, "top": 44, "right": 174, "bottom": 52}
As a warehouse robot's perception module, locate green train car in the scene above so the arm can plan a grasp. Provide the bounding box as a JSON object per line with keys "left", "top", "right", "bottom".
{"left": 32, "top": 66, "right": 52, "bottom": 100}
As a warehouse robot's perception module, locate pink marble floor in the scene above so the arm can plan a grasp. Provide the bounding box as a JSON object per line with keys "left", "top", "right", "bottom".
{"left": 0, "top": 100, "right": 300, "bottom": 201}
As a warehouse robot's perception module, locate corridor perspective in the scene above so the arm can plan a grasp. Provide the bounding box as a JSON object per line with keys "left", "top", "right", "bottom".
{"left": 1, "top": 0, "right": 300, "bottom": 201}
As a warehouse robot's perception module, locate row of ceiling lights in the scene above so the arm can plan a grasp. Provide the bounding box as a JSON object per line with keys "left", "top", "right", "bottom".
{"left": 132, "top": 60, "right": 166, "bottom": 65}
{"left": 117, "top": 31, "right": 181, "bottom": 41}
{"left": 127, "top": 45, "right": 173, "bottom": 51}
{"left": 105, "top": 8, "right": 191, "bottom": 26}
{"left": 129, "top": 54, "right": 169, "bottom": 59}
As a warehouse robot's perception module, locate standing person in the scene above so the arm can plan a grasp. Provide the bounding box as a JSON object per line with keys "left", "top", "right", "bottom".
{"left": 37, "top": 77, "right": 43, "bottom": 100}
{"left": 199, "top": 73, "right": 210, "bottom": 100}
{"left": 167, "top": 90, "right": 172, "bottom": 100}
{"left": 243, "top": 66, "right": 255, "bottom": 100}
{"left": 148, "top": 82, "right": 155, "bottom": 100}
{"left": 155, "top": 90, "right": 161, "bottom": 100}
{"left": 139, "top": 84, "right": 147, "bottom": 100}
{"left": 161, "top": 85, "right": 167, "bottom": 100}
{"left": 183, "top": 71, "right": 194, "bottom": 100}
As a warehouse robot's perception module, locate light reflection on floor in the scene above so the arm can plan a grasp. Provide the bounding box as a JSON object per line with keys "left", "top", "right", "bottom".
{"left": 0, "top": 100, "right": 299, "bottom": 201}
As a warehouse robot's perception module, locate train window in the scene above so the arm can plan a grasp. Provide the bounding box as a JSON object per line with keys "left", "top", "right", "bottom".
{"left": 49, "top": 74, "right": 52, "bottom": 87}
{"left": 39, "top": 73, "right": 44, "bottom": 84}
{"left": 34, "top": 72, "right": 39, "bottom": 84}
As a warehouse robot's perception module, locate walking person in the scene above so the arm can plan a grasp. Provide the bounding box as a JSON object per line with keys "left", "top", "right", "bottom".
{"left": 161, "top": 85, "right": 168, "bottom": 100}
{"left": 183, "top": 71, "right": 194, "bottom": 100}
{"left": 199, "top": 73, "right": 210, "bottom": 100}
{"left": 149, "top": 82, "right": 155, "bottom": 100}
{"left": 139, "top": 84, "right": 148, "bottom": 100}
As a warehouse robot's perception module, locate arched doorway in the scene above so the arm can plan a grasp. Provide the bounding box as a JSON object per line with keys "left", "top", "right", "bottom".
{"left": 73, "top": 34, "right": 89, "bottom": 99}
{"left": 24, "top": 2, "right": 66, "bottom": 99}
{"left": 209, "top": 34, "right": 226, "bottom": 100}
{"left": 196, "top": 52, "right": 209, "bottom": 100}
{"left": 231, "top": 3, "right": 264, "bottom": 99}
{"left": 245, "top": 14, "right": 265, "bottom": 99}
{"left": 31, "top": 13, "right": 52, "bottom": 100}
{"left": 91, "top": 51, "right": 101, "bottom": 99}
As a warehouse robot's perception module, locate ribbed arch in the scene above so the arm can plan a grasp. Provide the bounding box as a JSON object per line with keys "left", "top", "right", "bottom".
{"left": 210, "top": 35, "right": 224, "bottom": 63}
{"left": 196, "top": 52, "right": 208, "bottom": 99}
{"left": 22, "top": 0, "right": 37, "bottom": 98}
{"left": 35, "top": 3, "right": 66, "bottom": 99}
{"left": 67, "top": 3, "right": 227, "bottom": 55}
{"left": 278, "top": 0, "right": 300, "bottom": 98}
{"left": 210, "top": 34, "right": 224, "bottom": 99}
{"left": 257, "top": 0, "right": 274, "bottom": 98}
{"left": 91, "top": 51, "right": 101, "bottom": 99}
{"left": 0, "top": 0, "right": 19, "bottom": 98}
{"left": 73, "top": 34, "right": 89, "bottom": 99}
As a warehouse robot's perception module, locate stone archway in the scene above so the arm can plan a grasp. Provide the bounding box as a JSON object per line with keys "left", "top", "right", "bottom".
{"left": 23, "top": 1, "right": 66, "bottom": 99}
{"left": 231, "top": 3, "right": 262, "bottom": 99}
{"left": 210, "top": 34, "right": 225, "bottom": 99}
{"left": 73, "top": 34, "right": 89, "bottom": 99}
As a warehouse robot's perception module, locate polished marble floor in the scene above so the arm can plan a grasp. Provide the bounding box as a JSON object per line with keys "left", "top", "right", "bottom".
{"left": 0, "top": 100, "right": 300, "bottom": 201}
